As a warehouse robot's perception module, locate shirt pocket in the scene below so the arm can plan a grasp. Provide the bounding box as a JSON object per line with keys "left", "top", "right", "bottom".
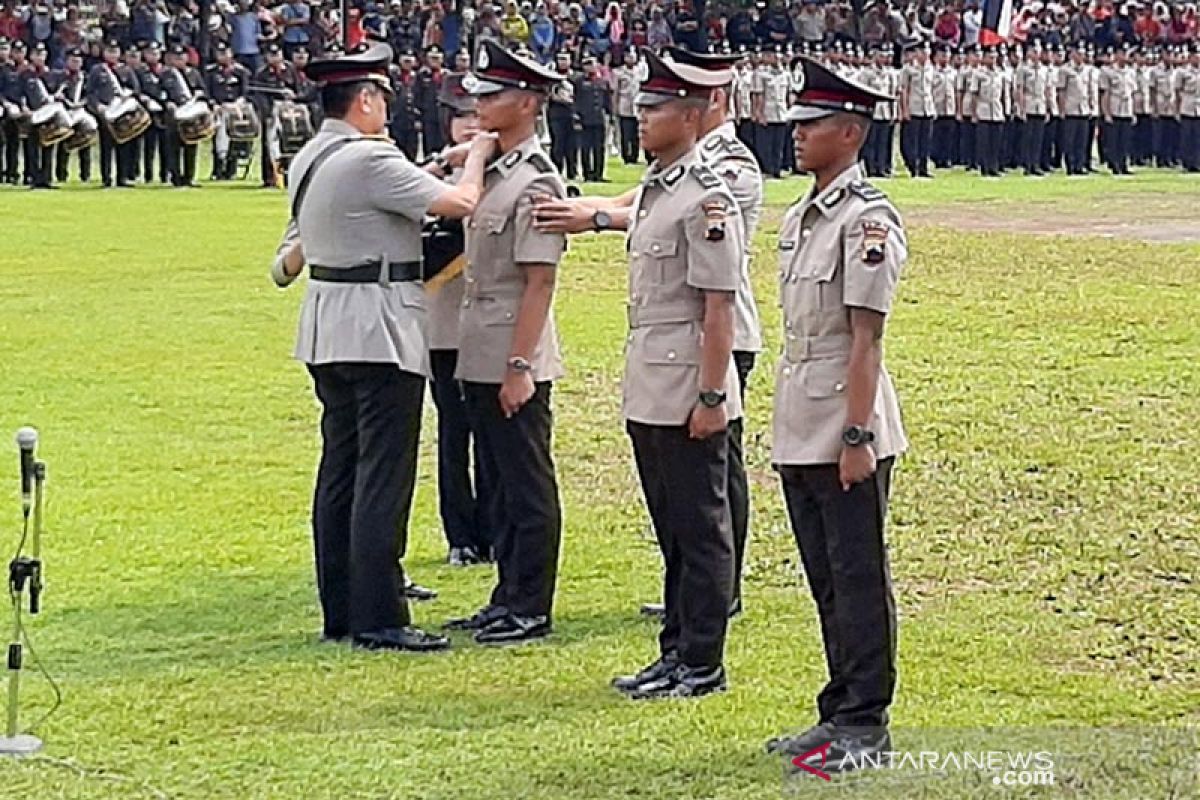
{"left": 635, "top": 237, "right": 678, "bottom": 286}
{"left": 802, "top": 360, "right": 849, "bottom": 400}
{"left": 641, "top": 324, "right": 701, "bottom": 366}
{"left": 479, "top": 297, "right": 518, "bottom": 328}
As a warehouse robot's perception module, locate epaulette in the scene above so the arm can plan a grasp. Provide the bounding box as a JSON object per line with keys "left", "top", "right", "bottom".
{"left": 847, "top": 179, "right": 887, "bottom": 202}
{"left": 690, "top": 162, "right": 722, "bottom": 190}
{"left": 525, "top": 151, "right": 554, "bottom": 174}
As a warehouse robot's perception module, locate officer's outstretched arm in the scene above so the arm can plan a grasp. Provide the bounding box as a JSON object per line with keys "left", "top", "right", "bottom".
{"left": 428, "top": 132, "right": 496, "bottom": 218}
{"left": 530, "top": 187, "right": 637, "bottom": 234}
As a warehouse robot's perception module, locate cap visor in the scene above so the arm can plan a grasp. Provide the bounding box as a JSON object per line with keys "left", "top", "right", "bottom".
{"left": 634, "top": 91, "right": 677, "bottom": 107}
{"left": 786, "top": 105, "right": 836, "bottom": 123}
{"left": 467, "top": 78, "right": 509, "bottom": 96}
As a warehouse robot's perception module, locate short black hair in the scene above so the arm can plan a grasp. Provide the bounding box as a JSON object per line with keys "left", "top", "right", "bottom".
{"left": 321, "top": 81, "right": 383, "bottom": 119}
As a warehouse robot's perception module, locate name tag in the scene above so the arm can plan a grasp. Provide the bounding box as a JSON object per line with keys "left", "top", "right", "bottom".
{"left": 779, "top": 240, "right": 796, "bottom": 251}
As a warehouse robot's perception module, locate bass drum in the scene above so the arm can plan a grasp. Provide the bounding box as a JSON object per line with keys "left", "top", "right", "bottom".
{"left": 273, "top": 99, "right": 313, "bottom": 158}
{"left": 176, "top": 98, "right": 216, "bottom": 144}
{"left": 104, "top": 96, "right": 152, "bottom": 144}
{"left": 31, "top": 102, "right": 73, "bottom": 148}
{"left": 221, "top": 98, "right": 260, "bottom": 142}
{"left": 63, "top": 108, "right": 99, "bottom": 152}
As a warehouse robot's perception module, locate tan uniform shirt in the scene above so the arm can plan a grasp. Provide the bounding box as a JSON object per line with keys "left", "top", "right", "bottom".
{"left": 1045, "top": 64, "right": 1061, "bottom": 117}
{"left": 624, "top": 148, "right": 745, "bottom": 426}
{"left": 772, "top": 164, "right": 907, "bottom": 466}
{"left": 932, "top": 65, "right": 958, "bottom": 117}
{"left": 699, "top": 120, "right": 764, "bottom": 354}
{"left": 1134, "top": 65, "right": 1152, "bottom": 116}
{"left": 955, "top": 64, "right": 973, "bottom": 119}
{"left": 860, "top": 65, "right": 898, "bottom": 122}
{"left": 754, "top": 66, "right": 790, "bottom": 123}
{"left": 968, "top": 66, "right": 1008, "bottom": 122}
{"left": 1180, "top": 66, "right": 1200, "bottom": 118}
{"left": 613, "top": 65, "right": 640, "bottom": 118}
{"left": 900, "top": 63, "right": 935, "bottom": 117}
{"left": 1151, "top": 64, "right": 1177, "bottom": 116}
{"left": 457, "top": 136, "right": 567, "bottom": 384}
{"left": 277, "top": 119, "right": 446, "bottom": 374}
{"left": 734, "top": 66, "right": 754, "bottom": 121}
{"left": 1102, "top": 64, "right": 1136, "bottom": 119}
{"left": 1017, "top": 62, "right": 1048, "bottom": 116}
{"left": 1059, "top": 63, "right": 1088, "bottom": 116}
{"left": 1085, "top": 64, "right": 1101, "bottom": 117}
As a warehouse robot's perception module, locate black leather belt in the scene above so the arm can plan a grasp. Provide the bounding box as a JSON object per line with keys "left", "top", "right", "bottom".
{"left": 309, "top": 260, "right": 422, "bottom": 284}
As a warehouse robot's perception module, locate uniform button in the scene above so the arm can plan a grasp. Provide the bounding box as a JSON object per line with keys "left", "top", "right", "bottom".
{"left": 466, "top": 276, "right": 475, "bottom": 284}
{"left": 504, "top": 311, "right": 514, "bottom": 320}
{"left": 801, "top": 229, "right": 811, "bottom": 239}
{"left": 630, "top": 293, "right": 639, "bottom": 302}
{"left": 666, "top": 350, "right": 677, "bottom": 361}
{"left": 463, "top": 300, "right": 472, "bottom": 308}
{"left": 468, "top": 221, "right": 476, "bottom": 229}
{"left": 783, "top": 366, "right": 793, "bottom": 377}
{"left": 651, "top": 244, "right": 661, "bottom": 253}
{"left": 638, "top": 209, "right": 648, "bottom": 218}
{"left": 834, "top": 382, "right": 845, "bottom": 392}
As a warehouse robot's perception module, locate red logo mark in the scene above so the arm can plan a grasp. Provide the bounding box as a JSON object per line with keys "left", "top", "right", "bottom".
{"left": 792, "top": 741, "right": 833, "bottom": 781}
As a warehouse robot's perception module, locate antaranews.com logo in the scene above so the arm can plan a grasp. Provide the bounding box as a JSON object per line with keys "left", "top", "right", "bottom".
{"left": 792, "top": 741, "right": 1055, "bottom": 786}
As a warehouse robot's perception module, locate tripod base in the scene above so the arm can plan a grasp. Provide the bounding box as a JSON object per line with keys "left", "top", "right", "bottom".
{"left": 0, "top": 734, "right": 43, "bottom": 756}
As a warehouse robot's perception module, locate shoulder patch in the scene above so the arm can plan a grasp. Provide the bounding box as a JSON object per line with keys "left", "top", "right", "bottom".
{"left": 847, "top": 179, "right": 887, "bottom": 202}
{"left": 690, "top": 163, "right": 722, "bottom": 190}
{"left": 525, "top": 151, "right": 555, "bottom": 174}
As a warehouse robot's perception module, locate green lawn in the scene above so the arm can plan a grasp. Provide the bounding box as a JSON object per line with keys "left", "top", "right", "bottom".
{"left": 0, "top": 163, "right": 1198, "bottom": 799}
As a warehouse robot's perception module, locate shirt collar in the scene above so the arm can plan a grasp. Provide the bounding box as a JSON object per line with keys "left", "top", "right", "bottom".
{"left": 320, "top": 119, "right": 363, "bottom": 138}
{"left": 643, "top": 148, "right": 699, "bottom": 194}
{"left": 488, "top": 135, "right": 539, "bottom": 177}
{"left": 799, "top": 162, "right": 864, "bottom": 218}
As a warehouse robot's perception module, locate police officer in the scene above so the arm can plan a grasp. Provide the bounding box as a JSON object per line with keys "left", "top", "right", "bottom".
{"left": 1101, "top": 44, "right": 1137, "bottom": 175}
{"left": 608, "top": 50, "right": 744, "bottom": 700}
{"left": 252, "top": 42, "right": 298, "bottom": 187}
{"left": 1059, "top": 43, "right": 1090, "bottom": 175}
{"left": 574, "top": 55, "right": 609, "bottom": 182}
{"left": 1043, "top": 45, "right": 1065, "bottom": 173}
{"left": 388, "top": 49, "right": 420, "bottom": 160}
{"left": 766, "top": 56, "right": 906, "bottom": 771}
{"left": 956, "top": 44, "right": 979, "bottom": 170}
{"left": 898, "top": 41, "right": 934, "bottom": 178}
{"left": 612, "top": 49, "right": 641, "bottom": 165}
{"left": 859, "top": 44, "right": 897, "bottom": 178}
{"left": 206, "top": 42, "right": 251, "bottom": 180}
{"left": 967, "top": 46, "right": 1008, "bottom": 177}
{"left": 1015, "top": 41, "right": 1049, "bottom": 176}
{"left": 86, "top": 39, "right": 141, "bottom": 188}
{"left": 1151, "top": 47, "right": 1179, "bottom": 168}
{"left": 122, "top": 45, "right": 146, "bottom": 183}
{"left": 414, "top": 45, "right": 447, "bottom": 157}
{"left": 136, "top": 41, "right": 169, "bottom": 185}
{"left": 439, "top": 41, "right": 567, "bottom": 645}
{"left": 270, "top": 43, "right": 494, "bottom": 652}
{"left": 752, "top": 46, "right": 789, "bottom": 178}
{"left": 547, "top": 51, "right": 578, "bottom": 180}
{"left": 930, "top": 43, "right": 958, "bottom": 169}
{"left": 162, "top": 43, "right": 206, "bottom": 187}
{"left": 0, "top": 38, "right": 24, "bottom": 184}
{"left": 20, "top": 42, "right": 57, "bottom": 190}
{"left": 733, "top": 50, "right": 757, "bottom": 150}
{"left": 426, "top": 73, "right": 495, "bottom": 568}
{"left": 1181, "top": 45, "right": 1200, "bottom": 173}
{"left": 55, "top": 47, "right": 91, "bottom": 184}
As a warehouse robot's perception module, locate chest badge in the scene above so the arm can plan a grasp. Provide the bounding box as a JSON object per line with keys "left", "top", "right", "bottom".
{"left": 860, "top": 220, "right": 889, "bottom": 265}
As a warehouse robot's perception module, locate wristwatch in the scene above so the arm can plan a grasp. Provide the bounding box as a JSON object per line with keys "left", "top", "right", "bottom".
{"left": 592, "top": 209, "right": 612, "bottom": 231}
{"left": 507, "top": 356, "right": 532, "bottom": 373}
{"left": 841, "top": 425, "right": 876, "bottom": 448}
{"left": 698, "top": 389, "right": 727, "bottom": 408}
{"left": 431, "top": 151, "right": 451, "bottom": 173}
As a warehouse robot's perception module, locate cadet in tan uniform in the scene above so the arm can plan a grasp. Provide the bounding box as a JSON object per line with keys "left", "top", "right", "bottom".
{"left": 967, "top": 45, "right": 1008, "bottom": 177}
{"left": 752, "top": 46, "right": 791, "bottom": 178}
{"left": 269, "top": 44, "right": 494, "bottom": 652}
{"left": 531, "top": 47, "right": 764, "bottom": 623}
{"left": 1182, "top": 45, "right": 1200, "bottom": 173}
{"left": 930, "top": 43, "right": 958, "bottom": 169}
{"left": 443, "top": 41, "right": 568, "bottom": 646}
{"left": 765, "top": 57, "right": 906, "bottom": 772}
{"left": 1060, "top": 43, "right": 1091, "bottom": 175}
{"left": 898, "top": 41, "right": 934, "bottom": 178}
{"left": 1151, "top": 47, "right": 1180, "bottom": 168}
{"left": 1101, "top": 44, "right": 1137, "bottom": 175}
{"left": 610, "top": 50, "right": 744, "bottom": 700}
{"left": 613, "top": 49, "right": 642, "bottom": 165}
{"left": 1014, "top": 41, "right": 1049, "bottom": 176}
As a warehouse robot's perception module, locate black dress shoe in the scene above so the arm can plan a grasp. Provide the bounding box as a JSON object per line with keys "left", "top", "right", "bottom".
{"left": 639, "top": 602, "right": 666, "bottom": 619}
{"left": 792, "top": 728, "right": 892, "bottom": 774}
{"left": 353, "top": 626, "right": 450, "bottom": 652}
{"left": 474, "top": 614, "right": 551, "bottom": 645}
{"left": 766, "top": 721, "right": 837, "bottom": 756}
{"left": 612, "top": 653, "right": 678, "bottom": 693}
{"left": 403, "top": 579, "right": 438, "bottom": 601}
{"left": 627, "top": 663, "right": 727, "bottom": 700}
{"left": 447, "top": 546, "right": 485, "bottom": 567}
{"left": 444, "top": 604, "right": 508, "bottom": 630}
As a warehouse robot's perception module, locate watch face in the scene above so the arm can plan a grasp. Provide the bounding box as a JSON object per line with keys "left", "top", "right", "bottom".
{"left": 594, "top": 210, "right": 611, "bottom": 229}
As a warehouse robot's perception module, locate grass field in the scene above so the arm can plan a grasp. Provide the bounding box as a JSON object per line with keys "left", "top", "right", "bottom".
{"left": 1, "top": 161, "right": 1198, "bottom": 799}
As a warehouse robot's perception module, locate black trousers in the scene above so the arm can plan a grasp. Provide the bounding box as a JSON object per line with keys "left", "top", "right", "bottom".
{"left": 779, "top": 458, "right": 896, "bottom": 729}
{"left": 628, "top": 421, "right": 733, "bottom": 668}
{"left": 931, "top": 116, "right": 956, "bottom": 167}
{"left": 1182, "top": 117, "right": 1200, "bottom": 172}
{"left": 143, "top": 124, "right": 168, "bottom": 182}
{"left": 900, "top": 116, "right": 932, "bottom": 176}
{"left": 0, "top": 119, "right": 19, "bottom": 181}
{"left": 862, "top": 121, "right": 893, "bottom": 177}
{"left": 618, "top": 116, "right": 638, "bottom": 164}
{"left": 1086, "top": 117, "right": 1098, "bottom": 170}
{"left": 976, "top": 120, "right": 1002, "bottom": 176}
{"left": 24, "top": 140, "right": 53, "bottom": 187}
{"left": 756, "top": 122, "right": 786, "bottom": 178}
{"left": 1003, "top": 118, "right": 1021, "bottom": 169}
{"left": 736, "top": 119, "right": 755, "bottom": 151}
{"left": 958, "top": 119, "right": 976, "bottom": 168}
{"left": 463, "top": 381, "right": 561, "bottom": 619}
{"left": 1105, "top": 117, "right": 1132, "bottom": 174}
{"left": 1042, "top": 117, "right": 1062, "bottom": 171}
{"left": 1062, "top": 116, "right": 1088, "bottom": 174}
{"left": 429, "top": 349, "right": 495, "bottom": 553}
{"left": 1153, "top": 117, "right": 1179, "bottom": 167}
{"left": 98, "top": 125, "right": 134, "bottom": 185}
{"left": 259, "top": 112, "right": 276, "bottom": 186}
{"left": 1133, "top": 114, "right": 1153, "bottom": 164}
{"left": 307, "top": 363, "right": 423, "bottom": 636}
{"left": 55, "top": 141, "right": 91, "bottom": 182}
{"left": 728, "top": 351, "right": 756, "bottom": 604}
{"left": 1021, "top": 115, "right": 1046, "bottom": 174}
{"left": 166, "top": 126, "right": 197, "bottom": 185}
{"left": 548, "top": 113, "right": 577, "bottom": 180}
{"left": 579, "top": 123, "right": 605, "bottom": 181}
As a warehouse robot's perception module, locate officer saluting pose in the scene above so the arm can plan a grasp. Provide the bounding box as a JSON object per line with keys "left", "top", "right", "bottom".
{"left": 765, "top": 58, "right": 907, "bottom": 770}
{"left": 270, "top": 43, "right": 495, "bottom": 652}
{"left": 442, "top": 40, "right": 568, "bottom": 646}
{"left": 609, "top": 50, "right": 744, "bottom": 700}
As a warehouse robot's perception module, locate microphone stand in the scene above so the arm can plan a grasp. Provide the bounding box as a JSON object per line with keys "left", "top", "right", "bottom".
{"left": 1, "top": 460, "right": 45, "bottom": 756}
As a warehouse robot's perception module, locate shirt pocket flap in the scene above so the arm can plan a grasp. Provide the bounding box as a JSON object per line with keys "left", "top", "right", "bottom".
{"left": 802, "top": 361, "right": 849, "bottom": 399}
{"left": 480, "top": 299, "right": 518, "bottom": 327}
{"left": 643, "top": 238, "right": 679, "bottom": 258}
{"left": 642, "top": 328, "right": 701, "bottom": 366}
{"left": 475, "top": 213, "right": 509, "bottom": 235}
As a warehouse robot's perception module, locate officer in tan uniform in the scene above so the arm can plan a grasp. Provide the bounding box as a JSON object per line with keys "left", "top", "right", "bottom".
{"left": 897, "top": 41, "right": 934, "bottom": 178}
{"left": 966, "top": 45, "right": 1008, "bottom": 177}
{"left": 930, "top": 43, "right": 958, "bottom": 169}
{"left": 1059, "top": 43, "right": 1091, "bottom": 175}
{"left": 764, "top": 57, "right": 906, "bottom": 771}
{"left": 269, "top": 44, "right": 494, "bottom": 652}
{"left": 610, "top": 50, "right": 744, "bottom": 700}
{"left": 1014, "top": 41, "right": 1049, "bottom": 176}
{"left": 1100, "top": 44, "right": 1137, "bottom": 175}
{"left": 1181, "top": 45, "right": 1200, "bottom": 173}
{"left": 612, "top": 49, "right": 642, "bottom": 164}
{"left": 443, "top": 40, "right": 568, "bottom": 646}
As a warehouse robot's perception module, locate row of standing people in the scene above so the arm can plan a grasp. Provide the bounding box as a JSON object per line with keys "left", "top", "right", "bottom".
{"left": 272, "top": 40, "right": 909, "bottom": 771}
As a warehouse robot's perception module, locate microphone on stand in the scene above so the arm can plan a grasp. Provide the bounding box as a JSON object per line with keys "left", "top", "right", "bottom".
{"left": 15, "top": 428, "right": 36, "bottom": 519}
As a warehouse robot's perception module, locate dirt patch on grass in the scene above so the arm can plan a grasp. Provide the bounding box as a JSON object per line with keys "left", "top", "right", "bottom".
{"left": 907, "top": 194, "right": 1200, "bottom": 243}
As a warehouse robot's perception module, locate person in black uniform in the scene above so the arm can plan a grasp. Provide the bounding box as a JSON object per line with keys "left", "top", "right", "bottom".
{"left": 252, "top": 42, "right": 298, "bottom": 187}
{"left": 0, "top": 38, "right": 24, "bottom": 184}
{"left": 122, "top": 45, "right": 148, "bottom": 183}
{"left": 547, "top": 50, "right": 578, "bottom": 180}
{"left": 87, "top": 39, "right": 141, "bottom": 188}
{"left": 162, "top": 43, "right": 206, "bottom": 187}
{"left": 573, "top": 55, "right": 609, "bottom": 182}
{"left": 20, "top": 43, "right": 57, "bottom": 190}
{"left": 291, "top": 46, "right": 320, "bottom": 125}
{"left": 389, "top": 49, "right": 420, "bottom": 160}
{"left": 55, "top": 47, "right": 92, "bottom": 184}
{"left": 205, "top": 42, "right": 251, "bottom": 180}
{"left": 135, "top": 41, "right": 170, "bottom": 184}
{"left": 414, "top": 45, "right": 447, "bottom": 157}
